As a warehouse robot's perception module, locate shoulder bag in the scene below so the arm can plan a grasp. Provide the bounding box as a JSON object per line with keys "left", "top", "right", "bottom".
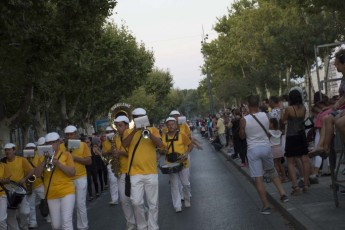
{"left": 125, "top": 135, "right": 142, "bottom": 197}
{"left": 39, "top": 152, "right": 63, "bottom": 217}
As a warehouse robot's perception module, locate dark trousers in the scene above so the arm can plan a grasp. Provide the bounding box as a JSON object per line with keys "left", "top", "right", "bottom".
{"left": 86, "top": 164, "right": 99, "bottom": 197}
{"left": 94, "top": 156, "right": 107, "bottom": 190}
{"left": 233, "top": 136, "right": 247, "bottom": 164}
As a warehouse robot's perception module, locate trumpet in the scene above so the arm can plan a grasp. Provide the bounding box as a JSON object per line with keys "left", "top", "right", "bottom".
{"left": 26, "top": 175, "right": 36, "bottom": 195}
{"left": 142, "top": 128, "right": 151, "bottom": 139}
{"left": 45, "top": 155, "right": 54, "bottom": 172}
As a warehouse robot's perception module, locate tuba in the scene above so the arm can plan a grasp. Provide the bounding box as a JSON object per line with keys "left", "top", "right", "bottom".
{"left": 107, "top": 103, "right": 134, "bottom": 177}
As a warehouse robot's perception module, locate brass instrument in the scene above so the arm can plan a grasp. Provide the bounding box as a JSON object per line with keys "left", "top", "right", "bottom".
{"left": 45, "top": 155, "right": 55, "bottom": 172}
{"left": 23, "top": 151, "right": 36, "bottom": 195}
{"left": 26, "top": 175, "right": 36, "bottom": 195}
{"left": 142, "top": 128, "right": 151, "bottom": 139}
{"left": 107, "top": 102, "right": 134, "bottom": 177}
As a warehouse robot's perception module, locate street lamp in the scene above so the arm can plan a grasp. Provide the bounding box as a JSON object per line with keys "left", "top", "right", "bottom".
{"left": 201, "top": 31, "right": 215, "bottom": 115}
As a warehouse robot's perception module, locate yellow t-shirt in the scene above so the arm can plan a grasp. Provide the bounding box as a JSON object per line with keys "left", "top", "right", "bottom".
{"left": 124, "top": 127, "right": 160, "bottom": 176}
{"left": 30, "top": 153, "right": 44, "bottom": 189}
{"left": 0, "top": 163, "right": 12, "bottom": 196}
{"left": 114, "top": 134, "right": 129, "bottom": 174}
{"left": 102, "top": 140, "right": 112, "bottom": 153}
{"left": 6, "top": 156, "right": 33, "bottom": 183}
{"left": 41, "top": 151, "right": 75, "bottom": 200}
{"left": 179, "top": 123, "right": 191, "bottom": 137}
{"left": 162, "top": 131, "right": 191, "bottom": 168}
{"left": 60, "top": 142, "right": 91, "bottom": 179}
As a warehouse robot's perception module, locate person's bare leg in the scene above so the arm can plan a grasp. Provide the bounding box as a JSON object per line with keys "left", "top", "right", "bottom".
{"left": 322, "top": 115, "right": 335, "bottom": 154}
{"left": 335, "top": 115, "right": 345, "bottom": 141}
{"left": 287, "top": 157, "right": 299, "bottom": 195}
{"left": 255, "top": 177, "right": 270, "bottom": 208}
{"left": 309, "top": 116, "right": 329, "bottom": 156}
{"left": 301, "top": 155, "right": 311, "bottom": 191}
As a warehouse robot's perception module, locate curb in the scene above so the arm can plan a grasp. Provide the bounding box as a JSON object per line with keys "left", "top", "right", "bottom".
{"left": 218, "top": 148, "right": 311, "bottom": 230}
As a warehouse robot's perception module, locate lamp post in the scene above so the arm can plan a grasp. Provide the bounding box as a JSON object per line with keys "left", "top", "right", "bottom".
{"left": 201, "top": 30, "right": 215, "bottom": 115}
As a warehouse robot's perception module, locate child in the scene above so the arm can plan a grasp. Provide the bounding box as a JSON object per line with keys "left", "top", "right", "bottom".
{"left": 269, "top": 118, "right": 289, "bottom": 182}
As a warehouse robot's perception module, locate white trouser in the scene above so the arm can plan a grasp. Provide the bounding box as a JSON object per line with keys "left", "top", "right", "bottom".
{"left": 0, "top": 195, "right": 7, "bottom": 230}
{"left": 48, "top": 194, "right": 75, "bottom": 230}
{"left": 130, "top": 174, "right": 159, "bottom": 230}
{"left": 7, "top": 195, "right": 30, "bottom": 230}
{"left": 74, "top": 177, "right": 88, "bottom": 230}
{"left": 118, "top": 174, "right": 136, "bottom": 230}
{"left": 107, "top": 165, "right": 119, "bottom": 202}
{"left": 27, "top": 185, "right": 45, "bottom": 226}
{"left": 170, "top": 168, "right": 191, "bottom": 210}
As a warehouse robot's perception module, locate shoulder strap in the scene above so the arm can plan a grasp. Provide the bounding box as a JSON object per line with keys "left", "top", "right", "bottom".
{"left": 250, "top": 114, "right": 270, "bottom": 138}
{"left": 127, "top": 135, "right": 142, "bottom": 175}
{"left": 44, "top": 151, "right": 63, "bottom": 199}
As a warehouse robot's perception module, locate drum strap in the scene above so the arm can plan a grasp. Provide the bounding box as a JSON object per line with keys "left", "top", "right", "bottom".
{"left": 165, "top": 131, "right": 179, "bottom": 159}
{"left": 127, "top": 135, "right": 142, "bottom": 175}
{"left": 44, "top": 152, "right": 63, "bottom": 200}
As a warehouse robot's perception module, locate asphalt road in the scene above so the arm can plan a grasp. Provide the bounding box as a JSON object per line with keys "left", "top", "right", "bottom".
{"left": 35, "top": 133, "right": 293, "bottom": 230}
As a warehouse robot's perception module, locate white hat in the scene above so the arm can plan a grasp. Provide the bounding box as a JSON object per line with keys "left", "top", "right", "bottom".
{"left": 45, "top": 132, "right": 60, "bottom": 142}
{"left": 4, "top": 143, "right": 16, "bottom": 149}
{"left": 132, "top": 108, "right": 146, "bottom": 116}
{"left": 114, "top": 115, "right": 129, "bottom": 124}
{"left": 37, "top": 137, "right": 46, "bottom": 146}
{"left": 165, "top": 117, "right": 177, "bottom": 123}
{"left": 169, "top": 110, "right": 180, "bottom": 116}
{"left": 105, "top": 126, "right": 113, "bottom": 131}
{"left": 25, "top": 143, "right": 36, "bottom": 148}
{"left": 64, "top": 125, "right": 77, "bottom": 133}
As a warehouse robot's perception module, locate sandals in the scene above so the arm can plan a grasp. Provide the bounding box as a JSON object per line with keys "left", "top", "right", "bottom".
{"left": 291, "top": 186, "right": 300, "bottom": 196}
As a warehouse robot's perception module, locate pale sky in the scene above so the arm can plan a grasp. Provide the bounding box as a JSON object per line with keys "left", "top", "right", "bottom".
{"left": 111, "top": 0, "right": 233, "bottom": 89}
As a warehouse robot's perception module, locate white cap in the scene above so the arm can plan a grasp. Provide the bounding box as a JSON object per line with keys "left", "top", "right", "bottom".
{"left": 165, "top": 117, "right": 177, "bottom": 123}
{"left": 114, "top": 115, "right": 129, "bottom": 124}
{"left": 64, "top": 125, "right": 77, "bottom": 133}
{"left": 37, "top": 137, "right": 46, "bottom": 146}
{"left": 105, "top": 126, "right": 113, "bottom": 131}
{"left": 132, "top": 108, "right": 146, "bottom": 116}
{"left": 25, "top": 143, "right": 36, "bottom": 148}
{"left": 4, "top": 143, "right": 16, "bottom": 149}
{"left": 45, "top": 132, "right": 60, "bottom": 142}
{"left": 169, "top": 110, "right": 180, "bottom": 116}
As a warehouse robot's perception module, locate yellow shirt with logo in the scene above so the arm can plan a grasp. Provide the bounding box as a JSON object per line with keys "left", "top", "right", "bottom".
{"left": 162, "top": 131, "right": 191, "bottom": 168}
{"left": 6, "top": 156, "right": 33, "bottom": 183}
{"left": 30, "top": 153, "right": 44, "bottom": 189}
{"left": 0, "top": 163, "right": 12, "bottom": 196}
{"left": 124, "top": 127, "right": 160, "bottom": 176}
{"left": 114, "top": 134, "right": 129, "bottom": 174}
{"left": 41, "top": 151, "right": 75, "bottom": 200}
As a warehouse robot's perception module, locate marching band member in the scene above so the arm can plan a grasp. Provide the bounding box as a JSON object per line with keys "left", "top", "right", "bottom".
{"left": 63, "top": 125, "right": 91, "bottom": 230}
{"left": 3, "top": 143, "right": 34, "bottom": 230}
{"left": 122, "top": 108, "right": 163, "bottom": 230}
{"left": 35, "top": 132, "right": 76, "bottom": 230}
{"left": 0, "top": 157, "right": 11, "bottom": 230}
{"left": 102, "top": 126, "right": 119, "bottom": 205}
{"left": 162, "top": 117, "right": 193, "bottom": 213}
{"left": 113, "top": 115, "right": 136, "bottom": 230}
{"left": 25, "top": 141, "right": 50, "bottom": 229}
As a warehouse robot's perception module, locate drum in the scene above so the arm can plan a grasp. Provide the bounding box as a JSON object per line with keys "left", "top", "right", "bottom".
{"left": 0, "top": 180, "right": 27, "bottom": 209}
{"left": 159, "top": 162, "right": 183, "bottom": 174}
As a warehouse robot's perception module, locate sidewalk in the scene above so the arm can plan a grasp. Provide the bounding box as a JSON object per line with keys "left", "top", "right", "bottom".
{"left": 218, "top": 147, "right": 345, "bottom": 230}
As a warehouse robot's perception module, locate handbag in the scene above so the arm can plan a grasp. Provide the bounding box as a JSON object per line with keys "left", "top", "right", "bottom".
{"left": 125, "top": 135, "right": 142, "bottom": 197}
{"left": 39, "top": 151, "right": 62, "bottom": 217}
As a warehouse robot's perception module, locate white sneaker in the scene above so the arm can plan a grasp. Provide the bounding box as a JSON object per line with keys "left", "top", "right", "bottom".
{"left": 184, "top": 200, "right": 191, "bottom": 208}
{"left": 175, "top": 207, "right": 182, "bottom": 213}
{"left": 109, "top": 200, "right": 119, "bottom": 205}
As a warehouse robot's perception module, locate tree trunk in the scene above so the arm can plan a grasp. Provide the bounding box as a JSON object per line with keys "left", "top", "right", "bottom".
{"left": 0, "top": 118, "right": 12, "bottom": 145}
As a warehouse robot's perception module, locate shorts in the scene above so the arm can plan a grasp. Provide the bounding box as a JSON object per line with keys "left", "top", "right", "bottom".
{"left": 247, "top": 146, "right": 274, "bottom": 177}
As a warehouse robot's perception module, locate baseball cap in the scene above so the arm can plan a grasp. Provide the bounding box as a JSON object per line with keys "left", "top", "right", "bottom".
{"left": 4, "top": 143, "right": 16, "bottom": 149}
{"left": 37, "top": 137, "right": 46, "bottom": 146}
{"left": 64, "top": 125, "right": 77, "bottom": 133}
{"left": 25, "top": 143, "right": 36, "bottom": 148}
{"left": 45, "top": 132, "right": 60, "bottom": 142}
{"left": 165, "top": 117, "right": 177, "bottom": 123}
{"left": 105, "top": 126, "right": 113, "bottom": 131}
{"left": 114, "top": 115, "right": 129, "bottom": 124}
{"left": 169, "top": 110, "right": 180, "bottom": 116}
{"left": 132, "top": 108, "right": 146, "bottom": 116}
